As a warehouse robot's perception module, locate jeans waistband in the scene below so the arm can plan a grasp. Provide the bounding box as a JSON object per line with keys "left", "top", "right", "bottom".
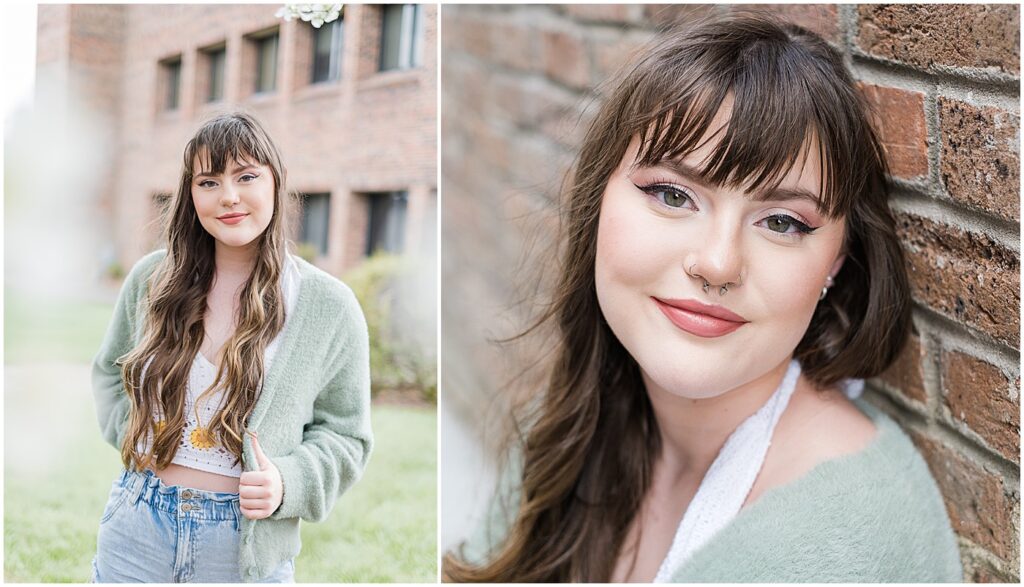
{"left": 119, "top": 468, "right": 241, "bottom": 521}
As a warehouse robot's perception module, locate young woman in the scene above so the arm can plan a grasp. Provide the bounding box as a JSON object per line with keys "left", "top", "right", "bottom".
{"left": 91, "top": 112, "right": 372, "bottom": 582}
{"left": 444, "top": 13, "right": 962, "bottom": 583}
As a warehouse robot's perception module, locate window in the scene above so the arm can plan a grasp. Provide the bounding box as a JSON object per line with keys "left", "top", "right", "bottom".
{"left": 312, "top": 19, "right": 344, "bottom": 83}
{"left": 379, "top": 4, "right": 423, "bottom": 71}
{"left": 300, "top": 193, "right": 331, "bottom": 256}
{"left": 254, "top": 32, "right": 279, "bottom": 93}
{"left": 203, "top": 46, "right": 226, "bottom": 102}
{"left": 365, "top": 191, "right": 407, "bottom": 255}
{"left": 160, "top": 56, "right": 182, "bottom": 110}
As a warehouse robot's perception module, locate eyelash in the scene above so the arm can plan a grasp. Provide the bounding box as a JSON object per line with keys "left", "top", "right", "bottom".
{"left": 635, "top": 181, "right": 819, "bottom": 240}
{"left": 198, "top": 173, "right": 258, "bottom": 188}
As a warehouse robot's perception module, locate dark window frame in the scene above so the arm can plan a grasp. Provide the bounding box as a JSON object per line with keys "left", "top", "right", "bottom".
{"left": 311, "top": 18, "right": 344, "bottom": 84}
{"left": 364, "top": 191, "right": 408, "bottom": 255}
{"left": 379, "top": 4, "right": 423, "bottom": 72}
{"left": 202, "top": 44, "right": 227, "bottom": 103}
{"left": 160, "top": 55, "right": 183, "bottom": 111}
{"left": 300, "top": 192, "right": 331, "bottom": 257}
{"left": 253, "top": 30, "right": 279, "bottom": 94}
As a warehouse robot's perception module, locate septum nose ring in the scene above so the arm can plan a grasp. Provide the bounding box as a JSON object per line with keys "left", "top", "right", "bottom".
{"left": 688, "top": 264, "right": 734, "bottom": 297}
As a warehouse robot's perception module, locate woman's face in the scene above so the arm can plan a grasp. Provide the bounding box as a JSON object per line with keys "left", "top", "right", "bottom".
{"left": 191, "top": 152, "right": 276, "bottom": 252}
{"left": 594, "top": 104, "right": 846, "bottom": 400}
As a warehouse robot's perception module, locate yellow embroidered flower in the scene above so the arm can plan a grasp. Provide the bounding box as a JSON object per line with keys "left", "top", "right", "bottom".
{"left": 190, "top": 427, "right": 216, "bottom": 450}
{"left": 153, "top": 420, "right": 167, "bottom": 435}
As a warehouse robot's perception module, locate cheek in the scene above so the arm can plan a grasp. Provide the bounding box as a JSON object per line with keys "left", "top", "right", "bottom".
{"left": 191, "top": 190, "right": 213, "bottom": 220}
{"left": 748, "top": 251, "right": 831, "bottom": 347}
{"left": 251, "top": 184, "right": 276, "bottom": 226}
{"left": 594, "top": 193, "right": 668, "bottom": 295}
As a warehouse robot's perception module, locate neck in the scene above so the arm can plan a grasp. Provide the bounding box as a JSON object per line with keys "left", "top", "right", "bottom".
{"left": 213, "top": 241, "right": 258, "bottom": 280}
{"left": 643, "top": 357, "right": 792, "bottom": 482}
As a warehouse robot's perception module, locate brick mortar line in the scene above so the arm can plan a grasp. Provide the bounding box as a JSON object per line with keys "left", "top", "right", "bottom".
{"left": 864, "top": 383, "right": 932, "bottom": 427}
{"left": 872, "top": 376, "right": 931, "bottom": 420}
{"left": 920, "top": 321, "right": 944, "bottom": 419}
{"left": 851, "top": 51, "right": 1021, "bottom": 98}
{"left": 912, "top": 304, "right": 1021, "bottom": 369}
{"left": 958, "top": 537, "right": 1021, "bottom": 579}
{"left": 921, "top": 82, "right": 946, "bottom": 209}
{"left": 838, "top": 3, "right": 859, "bottom": 61}
{"left": 866, "top": 388, "right": 1021, "bottom": 489}
{"left": 889, "top": 190, "right": 1020, "bottom": 252}
{"left": 851, "top": 55, "right": 1019, "bottom": 107}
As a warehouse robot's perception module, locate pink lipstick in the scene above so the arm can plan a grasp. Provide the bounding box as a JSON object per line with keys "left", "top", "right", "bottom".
{"left": 217, "top": 213, "right": 248, "bottom": 225}
{"left": 652, "top": 297, "right": 749, "bottom": 338}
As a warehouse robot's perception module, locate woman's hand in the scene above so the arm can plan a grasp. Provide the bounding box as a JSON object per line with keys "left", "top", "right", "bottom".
{"left": 239, "top": 432, "right": 283, "bottom": 519}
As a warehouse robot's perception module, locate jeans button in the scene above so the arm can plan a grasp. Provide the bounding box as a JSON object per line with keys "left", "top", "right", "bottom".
{"left": 181, "top": 503, "right": 192, "bottom": 512}
{"left": 181, "top": 490, "right": 193, "bottom": 499}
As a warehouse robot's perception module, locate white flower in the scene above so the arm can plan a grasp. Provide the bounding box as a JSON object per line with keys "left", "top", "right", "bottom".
{"left": 275, "top": 3, "right": 343, "bottom": 28}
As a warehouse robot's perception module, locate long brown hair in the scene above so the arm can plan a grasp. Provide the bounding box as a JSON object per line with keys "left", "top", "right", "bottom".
{"left": 445, "top": 12, "right": 911, "bottom": 582}
{"left": 119, "top": 112, "right": 292, "bottom": 472}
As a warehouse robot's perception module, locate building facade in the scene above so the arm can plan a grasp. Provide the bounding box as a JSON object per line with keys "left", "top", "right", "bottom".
{"left": 36, "top": 3, "right": 437, "bottom": 276}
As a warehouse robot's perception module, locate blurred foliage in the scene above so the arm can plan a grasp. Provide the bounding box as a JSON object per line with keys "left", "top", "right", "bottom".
{"left": 342, "top": 253, "right": 436, "bottom": 403}
{"left": 105, "top": 261, "right": 125, "bottom": 281}
{"left": 294, "top": 242, "right": 318, "bottom": 264}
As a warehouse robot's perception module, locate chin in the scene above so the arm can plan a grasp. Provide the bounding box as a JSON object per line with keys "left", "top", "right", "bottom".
{"left": 217, "top": 234, "right": 260, "bottom": 249}
{"left": 640, "top": 363, "right": 741, "bottom": 400}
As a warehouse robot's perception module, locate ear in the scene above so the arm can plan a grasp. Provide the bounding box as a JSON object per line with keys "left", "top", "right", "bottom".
{"left": 829, "top": 253, "right": 846, "bottom": 279}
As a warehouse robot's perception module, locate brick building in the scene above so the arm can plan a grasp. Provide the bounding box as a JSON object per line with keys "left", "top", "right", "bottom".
{"left": 441, "top": 5, "right": 1020, "bottom": 581}
{"left": 36, "top": 3, "right": 437, "bottom": 276}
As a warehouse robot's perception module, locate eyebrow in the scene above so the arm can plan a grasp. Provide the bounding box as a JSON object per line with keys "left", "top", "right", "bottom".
{"left": 651, "top": 159, "right": 823, "bottom": 206}
{"left": 194, "top": 164, "right": 259, "bottom": 179}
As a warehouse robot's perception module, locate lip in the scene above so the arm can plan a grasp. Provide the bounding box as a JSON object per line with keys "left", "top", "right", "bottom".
{"left": 652, "top": 296, "right": 749, "bottom": 338}
{"left": 217, "top": 213, "right": 248, "bottom": 225}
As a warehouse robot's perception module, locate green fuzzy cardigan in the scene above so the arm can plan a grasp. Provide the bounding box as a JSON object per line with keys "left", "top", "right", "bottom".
{"left": 461, "top": 399, "right": 963, "bottom": 582}
{"left": 92, "top": 249, "right": 373, "bottom": 582}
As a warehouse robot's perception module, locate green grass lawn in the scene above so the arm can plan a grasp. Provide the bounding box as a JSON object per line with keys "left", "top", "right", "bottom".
{"left": 4, "top": 291, "right": 116, "bottom": 364}
{"left": 4, "top": 292, "right": 438, "bottom": 582}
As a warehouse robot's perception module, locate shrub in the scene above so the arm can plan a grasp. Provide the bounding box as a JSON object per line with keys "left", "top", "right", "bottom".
{"left": 342, "top": 253, "right": 436, "bottom": 402}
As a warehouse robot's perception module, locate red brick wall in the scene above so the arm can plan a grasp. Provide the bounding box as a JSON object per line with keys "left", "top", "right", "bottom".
{"left": 38, "top": 3, "right": 437, "bottom": 277}
{"left": 442, "top": 5, "right": 1020, "bottom": 581}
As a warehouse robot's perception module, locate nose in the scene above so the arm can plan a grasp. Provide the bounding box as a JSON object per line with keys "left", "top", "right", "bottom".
{"left": 685, "top": 223, "right": 744, "bottom": 288}
{"left": 219, "top": 183, "right": 240, "bottom": 207}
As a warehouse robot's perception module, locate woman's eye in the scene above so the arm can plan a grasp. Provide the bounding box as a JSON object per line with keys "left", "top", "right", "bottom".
{"left": 239, "top": 174, "right": 257, "bottom": 182}
{"left": 761, "top": 214, "right": 816, "bottom": 236}
{"left": 642, "top": 184, "right": 694, "bottom": 209}
{"left": 198, "top": 180, "right": 217, "bottom": 188}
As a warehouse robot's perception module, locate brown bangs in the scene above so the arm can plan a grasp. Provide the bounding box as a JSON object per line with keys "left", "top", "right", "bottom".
{"left": 617, "top": 18, "right": 871, "bottom": 220}
{"left": 184, "top": 115, "right": 277, "bottom": 177}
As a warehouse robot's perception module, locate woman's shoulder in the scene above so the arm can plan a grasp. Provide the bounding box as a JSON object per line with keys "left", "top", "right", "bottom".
{"left": 128, "top": 248, "right": 167, "bottom": 279}
{"left": 120, "top": 249, "right": 169, "bottom": 299}
{"left": 672, "top": 398, "right": 963, "bottom": 582}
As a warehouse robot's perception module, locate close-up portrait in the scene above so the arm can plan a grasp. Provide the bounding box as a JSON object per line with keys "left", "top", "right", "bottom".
{"left": 441, "top": 4, "right": 1020, "bottom": 583}
{"left": 5, "top": 3, "right": 437, "bottom": 582}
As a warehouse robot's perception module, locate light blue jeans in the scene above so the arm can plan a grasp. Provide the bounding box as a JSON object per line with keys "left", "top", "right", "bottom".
{"left": 91, "top": 469, "right": 294, "bottom": 583}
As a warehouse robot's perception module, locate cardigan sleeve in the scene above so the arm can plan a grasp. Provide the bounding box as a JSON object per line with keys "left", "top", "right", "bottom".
{"left": 269, "top": 283, "right": 373, "bottom": 523}
{"left": 91, "top": 250, "right": 165, "bottom": 449}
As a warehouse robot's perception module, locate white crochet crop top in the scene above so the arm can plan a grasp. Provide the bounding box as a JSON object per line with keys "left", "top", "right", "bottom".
{"left": 138, "top": 255, "right": 300, "bottom": 477}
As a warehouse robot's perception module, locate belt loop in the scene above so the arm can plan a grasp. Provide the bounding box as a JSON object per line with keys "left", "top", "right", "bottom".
{"left": 126, "top": 469, "right": 144, "bottom": 506}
